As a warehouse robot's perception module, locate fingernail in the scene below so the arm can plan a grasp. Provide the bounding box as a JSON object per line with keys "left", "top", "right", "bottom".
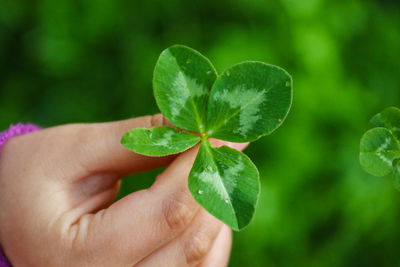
{"left": 226, "top": 142, "right": 249, "bottom": 151}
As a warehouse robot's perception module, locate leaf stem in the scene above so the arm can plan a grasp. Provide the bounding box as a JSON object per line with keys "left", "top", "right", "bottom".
{"left": 200, "top": 131, "right": 208, "bottom": 141}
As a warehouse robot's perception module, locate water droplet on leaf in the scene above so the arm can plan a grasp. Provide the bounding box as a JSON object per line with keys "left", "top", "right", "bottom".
{"left": 198, "top": 190, "right": 203, "bottom": 195}
{"left": 225, "top": 199, "right": 229, "bottom": 203}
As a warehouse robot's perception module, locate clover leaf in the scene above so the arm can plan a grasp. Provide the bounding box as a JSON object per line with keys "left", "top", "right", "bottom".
{"left": 121, "top": 126, "right": 201, "bottom": 156}
{"left": 206, "top": 62, "right": 292, "bottom": 142}
{"left": 121, "top": 45, "right": 293, "bottom": 230}
{"left": 188, "top": 140, "right": 260, "bottom": 230}
{"left": 153, "top": 45, "right": 217, "bottom": 133}
{"left": 360, "top": 107, "right": 400, "bottom": 188}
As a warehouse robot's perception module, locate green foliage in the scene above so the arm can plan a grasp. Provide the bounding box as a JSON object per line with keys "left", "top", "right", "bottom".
{"left": 394, "top": 160, "right": 400, "bottom": 190}
{"left": 121, "top": 45, "right": 292, "bottom": 230}
{"left": 360, "top": 128, "right": 400, "bottom": 176}
{"left": 360, "top": 107, "right": 400, "bottom": 184}
{"left": 121, "top": 126, "right": 200, "bottom": 156}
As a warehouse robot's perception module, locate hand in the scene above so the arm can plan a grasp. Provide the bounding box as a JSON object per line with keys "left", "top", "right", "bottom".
{"left": 0, "top": 114, "right": 247, "bottom": 267}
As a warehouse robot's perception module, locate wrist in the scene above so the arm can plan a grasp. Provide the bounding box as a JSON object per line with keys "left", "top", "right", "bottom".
{"left": 0, "top": 123, "right": 41, "bottom": 267}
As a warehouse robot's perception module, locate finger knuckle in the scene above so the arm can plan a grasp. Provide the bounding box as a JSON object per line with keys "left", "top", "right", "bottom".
{"left": 162, "top": 195, "right": 194, "bottom": 232}
{"left": 184, "top": 231, "right": 214, "bottom": 264}
{"left": 153, "top": 173, "right": 164, "bottom": 184}
{"left": 150, "top": 113, "right": 167, "bottom": 127}
{"left": 60, "top": 123, "right": 93, "bottom": 146}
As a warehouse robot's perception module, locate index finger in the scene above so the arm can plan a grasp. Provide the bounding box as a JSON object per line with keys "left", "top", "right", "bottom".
{"left": 57, "top": 114, "right": 177, "bottom": 177}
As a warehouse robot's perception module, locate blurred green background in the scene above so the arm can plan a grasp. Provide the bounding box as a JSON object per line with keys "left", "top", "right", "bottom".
{"left": 1, "top": 0, "right": 400, "bottom": 266}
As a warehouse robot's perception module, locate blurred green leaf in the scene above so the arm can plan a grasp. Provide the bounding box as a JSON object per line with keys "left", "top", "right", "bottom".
{"left": 360, "top": 127, "right": 400, "bottom": 176}
{"left": 393, "top": 160, "right": 400, "bottom": 190}
{"left": 370, "top": 106, "right": 400, "bottom": 140}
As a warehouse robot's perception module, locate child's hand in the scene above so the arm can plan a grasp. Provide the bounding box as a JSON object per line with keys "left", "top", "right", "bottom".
{"left": 0, "top": 114, "right": 247, "bottom": 266}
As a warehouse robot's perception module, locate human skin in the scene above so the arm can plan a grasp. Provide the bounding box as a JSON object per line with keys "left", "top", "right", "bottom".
{"left": 0, "top": 114, "right": 248, "bottom": 267}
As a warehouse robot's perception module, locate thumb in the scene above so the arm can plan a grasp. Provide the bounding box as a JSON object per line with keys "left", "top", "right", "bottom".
{"left": 78, "top": 140, "right": 247, "bottom": 266}
{"left": 70, "top": 113, "right": 176, "bottom": 175}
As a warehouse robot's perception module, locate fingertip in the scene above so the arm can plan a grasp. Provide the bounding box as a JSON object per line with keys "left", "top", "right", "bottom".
{"left": 74, "top": 113, "right": 177, "bottom": 175}
{"left": 151, "top": 143, "right": 201, "bottom": 187}
{"left": 209, "top": 139, "right": 249, "bottom": 151}
{"left": 225, "top": 142, "right": 249, "bottom": 151}
{"left": 196, "top": 224, "right": 232, "bottom": 267}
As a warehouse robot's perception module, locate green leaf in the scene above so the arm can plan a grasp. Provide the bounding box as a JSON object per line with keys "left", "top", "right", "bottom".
{"left": 359, "top": 127, "right": 400, "bottom": 176}
{"left": 153, "top": 45, "right": 217, "bottom": 133}
{"left": 188, "top": 140, "right": 260, "bottom": 231}
{"left": 393, "top": 160, "right": 400, "bottom": 190}
{"left": 121, "top": 126, "right": 200, "bottom": 156}
{"left": 205, "top": 61, "right": 292, "bottom": 142}
{"left": 370, "top": 107, "right": 400, "bottom": 140}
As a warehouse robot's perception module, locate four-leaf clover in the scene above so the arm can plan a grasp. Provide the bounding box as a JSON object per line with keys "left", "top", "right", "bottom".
{"left": 121, "top": 45, "right": 293, "bottom": 230}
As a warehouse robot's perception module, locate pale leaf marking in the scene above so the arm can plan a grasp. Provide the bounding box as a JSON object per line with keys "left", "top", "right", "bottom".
{"left": 376, "top": 137, "right": 396, "bottom": 167}
{"left": 211, "top": 86, "right": 267, "bottom": 136}
{"left": 169, "top": 71, "right": 208, "bottom": 129}
{"left": 151, "top": 129, "right": 175, "bottom": 148}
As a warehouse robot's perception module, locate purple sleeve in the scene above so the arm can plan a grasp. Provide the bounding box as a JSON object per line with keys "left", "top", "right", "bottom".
{"left": 0, "top": 247, "right": 11, "bottom": 267}
{"left": 0, "top": 123, "right": 41, "bottom": 148}
{"left": 0, "top": 123, "right": 41, "bottom": 267}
